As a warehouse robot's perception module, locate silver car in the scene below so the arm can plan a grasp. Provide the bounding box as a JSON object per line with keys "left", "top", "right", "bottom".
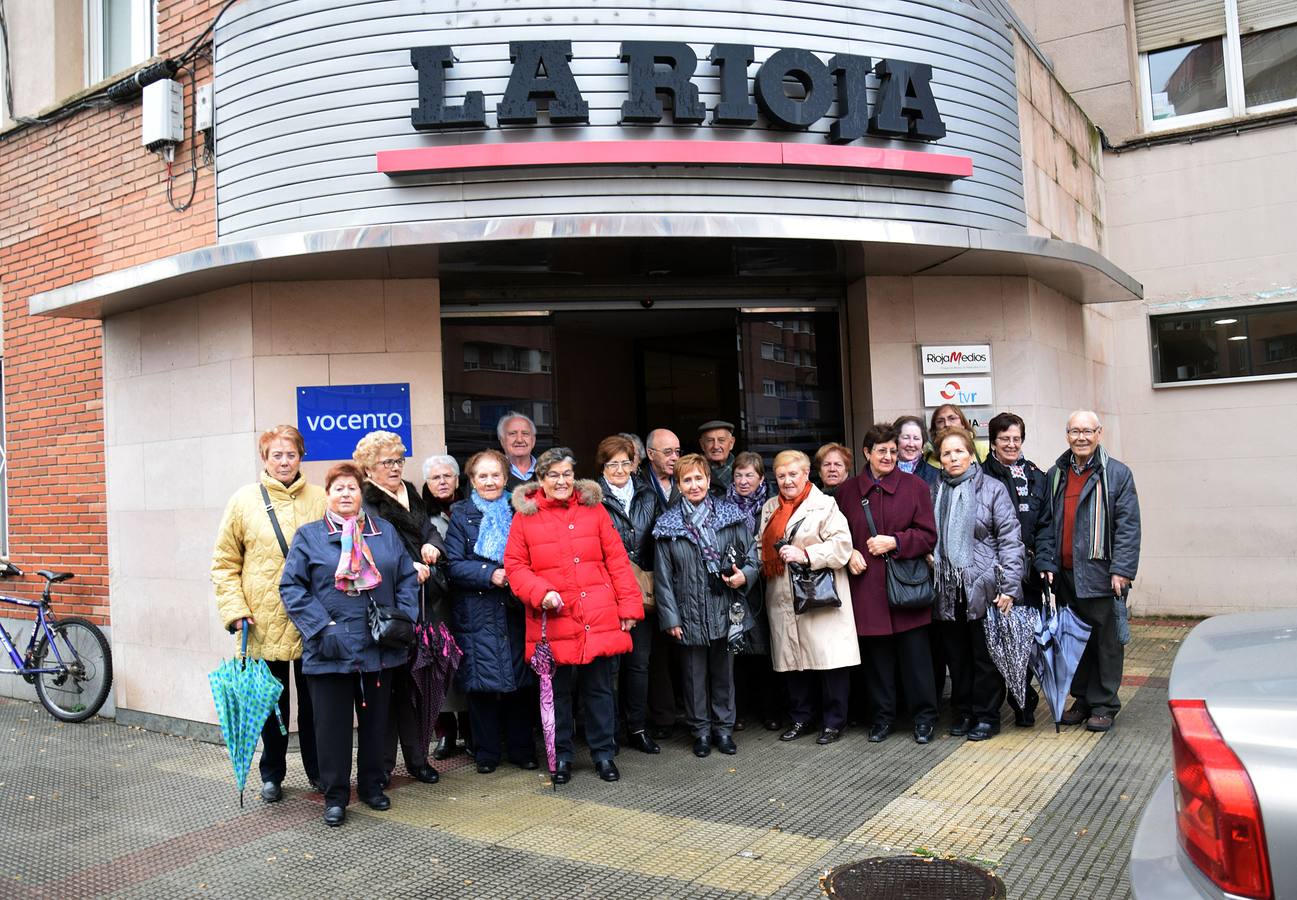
{"left": 1130, "top": 609, "right": 1297, "bottom": 899}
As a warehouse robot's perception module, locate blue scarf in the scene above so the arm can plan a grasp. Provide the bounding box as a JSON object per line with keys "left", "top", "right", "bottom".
{"left": 471, "top": 491, "right": 513, "bottom": 563}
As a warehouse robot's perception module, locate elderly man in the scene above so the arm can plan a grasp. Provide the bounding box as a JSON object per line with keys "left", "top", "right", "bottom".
{"left": 1042, "top": 411, "right": 1141, "bottom": 733}
{"left": 497, "top": 412, "right": 538, "bottom": 492}
{"left": 698, "top": 420, "right": 737, "bottom": 491}
{"left": 645, "top": 428, "right": 682, "bottom": 511}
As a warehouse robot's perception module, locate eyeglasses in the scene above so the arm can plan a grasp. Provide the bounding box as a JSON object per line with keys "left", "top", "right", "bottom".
{"left": 1066, "top": 428, "right": 1099, "bottom": 438}
{"left": 376, "top": 457, "right": 406, "bottom": 469}
{"left": 543, "top": 470, "right": 575, "bottom": 481}
{"left": 648, "top": 447, "right": 682, "bottom": 458}
{"left": 996, "top": 435, "right": 1023, "bottom": 444}
{"left": 604, "top": 460, "right": 635, "bottom": 471}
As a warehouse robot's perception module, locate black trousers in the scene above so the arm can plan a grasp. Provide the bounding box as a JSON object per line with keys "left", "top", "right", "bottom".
{"left": 619, "top": 608, "right": 661, "bottom": 733}
{"left": 554, "top": 655, "right": 617, "bottom": 764}
{"left": 935, "top": 612, "right": 1005, "bottom": 724}
{"left": 734, "top": 652, "right": 783, "bottom": 724}
{"left": 308, "top": 668, "right": 393, "bottom": 808}
{"left": 646, "top": 623, "right": 678, "bottom": 729}
{"left": 1057, "top": 569, "right": 1124, "bottom": 718}
{"left": 785, "top": 667, "right": 851, "bottom": 731}
{"left": 468, "top": 690, "right": 535, "bottom": 766}
{"left": 860, "top": 628, "right": 938, "bottom": 728}
{"left": 382, "top": 661, "right": 429, "bottom": 775}
{"left": 259, "top": 658, "right": 319, "bottom": 786}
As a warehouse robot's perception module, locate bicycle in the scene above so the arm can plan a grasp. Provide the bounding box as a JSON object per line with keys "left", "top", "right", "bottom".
{"left": 0, "top": 561, "right": 113, "bottom": 722}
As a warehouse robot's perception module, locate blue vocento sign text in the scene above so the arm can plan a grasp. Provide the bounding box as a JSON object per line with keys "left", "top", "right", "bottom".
{"left": 297, "top": 383, "right": 412, "bottom": 461}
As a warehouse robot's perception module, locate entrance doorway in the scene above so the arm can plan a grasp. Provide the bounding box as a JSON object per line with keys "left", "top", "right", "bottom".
{"left": 441, "top": 308, "right": 845, "bottom": 474}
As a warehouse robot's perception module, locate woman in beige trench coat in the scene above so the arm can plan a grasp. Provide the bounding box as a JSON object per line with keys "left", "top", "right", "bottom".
{"left": 759, "top": 450, "right": 860, "bottom": 745}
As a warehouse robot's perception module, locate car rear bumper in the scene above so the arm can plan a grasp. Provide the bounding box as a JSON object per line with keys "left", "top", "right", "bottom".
{"left": 1130, "top": 774, "right": 1226, "bottom": 900}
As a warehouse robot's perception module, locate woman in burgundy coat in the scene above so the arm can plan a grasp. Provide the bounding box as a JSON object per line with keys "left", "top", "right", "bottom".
{"left": 835, "top": 422, "right": 939, "bottom": 745}
{"left": 504, "top": 447, "right": 644, "bottom": 785}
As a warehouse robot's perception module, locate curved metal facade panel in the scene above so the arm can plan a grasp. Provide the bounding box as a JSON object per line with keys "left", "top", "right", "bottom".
{"left": 214, "top": 0, "right": 1026, "bottom": 242}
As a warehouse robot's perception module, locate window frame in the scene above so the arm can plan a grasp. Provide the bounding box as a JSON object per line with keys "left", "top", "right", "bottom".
{"left": 84, "top": 0, "right": 156, "bottom": 85}
{"left": 1138, "top": 0, "right": 1297, "bottom": 132}
{"left": 1148, "top": 300, "right": 1297, "bottom": 388}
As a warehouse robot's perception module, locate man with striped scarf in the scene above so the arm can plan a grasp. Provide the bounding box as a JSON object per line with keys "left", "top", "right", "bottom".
{"left": 1041, "top": 410, "right": 1142, "bottom": 733}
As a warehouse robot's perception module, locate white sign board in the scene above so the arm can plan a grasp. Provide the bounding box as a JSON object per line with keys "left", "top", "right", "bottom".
{"left": 920, "top": 344, "right": 992, "bottom": 374}
{"left": 923, "top": 375, "right": 994, "bottom": 408}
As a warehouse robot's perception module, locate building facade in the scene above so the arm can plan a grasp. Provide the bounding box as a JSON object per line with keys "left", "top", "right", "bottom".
{"left": 0, "top": 0, "right": 1293, "bottom": 730}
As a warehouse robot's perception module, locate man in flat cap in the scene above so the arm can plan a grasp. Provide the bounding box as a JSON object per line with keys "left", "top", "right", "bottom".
{"left": 698, "top": 420, "right": 738, "bottom": 491}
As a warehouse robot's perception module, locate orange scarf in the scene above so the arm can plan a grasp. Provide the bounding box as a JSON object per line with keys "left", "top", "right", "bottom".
{"left": 761, "top": 480, "right": 812, "bottom": 578}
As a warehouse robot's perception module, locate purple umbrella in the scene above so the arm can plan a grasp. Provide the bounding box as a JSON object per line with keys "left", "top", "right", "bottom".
{"left": 410, "top": 620, "right": 462, "bottom": 754}
{"left": 529, "top": 612, "right": 558, "bottom": 790}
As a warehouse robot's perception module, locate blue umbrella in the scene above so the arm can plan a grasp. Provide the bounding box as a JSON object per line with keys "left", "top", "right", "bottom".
{"left": 1031, "top": 585, "right": 1093, "bottom": 732}
{"left": 208, "top": 622, "right": 285, "bottom": 806}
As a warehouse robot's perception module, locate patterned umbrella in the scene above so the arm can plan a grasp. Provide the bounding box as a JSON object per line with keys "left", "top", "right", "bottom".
{"left": 528, "top": 612, "right": 558, "bottom": 790}
{"left": 1031, "top": 586, "right": 1093, "bottom": 732}
{"left": 410, "top": 619, "right": 463, "bottom": 754}
{"left": 984, "top": 602, "right": 1040, "bottom": 709}
{"left": 208, "top": 623, "right": 285, "bottom": 806}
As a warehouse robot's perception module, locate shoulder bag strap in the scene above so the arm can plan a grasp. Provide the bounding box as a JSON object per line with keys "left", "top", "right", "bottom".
{"left": 259, "top": 484, "right": 291, "bottom": 558}
{"left": 859, "top": 497, "right": 879, "bottom": 539}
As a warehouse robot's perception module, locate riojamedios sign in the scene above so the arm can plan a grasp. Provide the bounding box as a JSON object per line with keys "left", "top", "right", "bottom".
{"left": 409, "top": 40, "right": 947, "bottom": 143}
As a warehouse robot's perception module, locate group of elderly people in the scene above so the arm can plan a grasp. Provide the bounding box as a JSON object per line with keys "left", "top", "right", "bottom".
{"left": 212, "top": 401, "right": 1123, "bottom": 827}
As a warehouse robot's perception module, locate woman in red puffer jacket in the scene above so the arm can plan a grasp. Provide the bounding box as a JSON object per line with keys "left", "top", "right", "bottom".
{"left": 504, "top": 447, "right": 644, "bottom": 785}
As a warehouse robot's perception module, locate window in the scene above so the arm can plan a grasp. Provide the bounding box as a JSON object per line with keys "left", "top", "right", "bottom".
{"left": 1151, "top": 301, "right": 1297, "bottom": 384}
{"left": 1137, "top": 0, "right": 1297, "bottom": 130}
{"left": 86, "top": 0, "right": 155, "bottom": 84}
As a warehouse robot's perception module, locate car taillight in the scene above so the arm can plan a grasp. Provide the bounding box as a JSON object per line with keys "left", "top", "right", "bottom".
{"left": 1169, "top": 699, "right": 1273, "bottom": 899}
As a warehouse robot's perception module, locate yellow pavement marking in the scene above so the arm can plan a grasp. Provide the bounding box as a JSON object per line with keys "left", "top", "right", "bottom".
{"left": 368, "top": 770, "right": 834, "bottom": 896}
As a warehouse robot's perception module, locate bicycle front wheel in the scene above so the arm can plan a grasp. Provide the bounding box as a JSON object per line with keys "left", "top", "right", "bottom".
{"left": 33, "top": 617, "right": 113, "bottom": 723}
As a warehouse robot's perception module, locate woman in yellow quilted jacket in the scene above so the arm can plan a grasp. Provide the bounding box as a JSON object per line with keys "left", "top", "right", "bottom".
{"left": 211, "top": 425, "right": 327, "bottom": 803}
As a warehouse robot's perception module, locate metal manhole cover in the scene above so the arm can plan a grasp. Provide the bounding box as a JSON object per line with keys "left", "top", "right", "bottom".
{"left": 824, "top": 856, "right": 1005, "bottom": 900}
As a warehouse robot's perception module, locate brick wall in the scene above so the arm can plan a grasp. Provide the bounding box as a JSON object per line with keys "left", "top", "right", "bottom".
{"left": 0, "top": 0, "right": 221, "bottom": 622}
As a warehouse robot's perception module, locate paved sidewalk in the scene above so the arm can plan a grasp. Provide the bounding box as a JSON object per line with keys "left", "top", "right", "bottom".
{"left": 0, "top": 621, "right": 1188, "bottom": 899}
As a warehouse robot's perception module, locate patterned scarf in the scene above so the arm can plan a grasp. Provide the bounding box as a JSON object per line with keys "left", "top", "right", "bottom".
{"left": 682, "top": 496, "right": 724, "bottom": 575}
{"left": 606, "top": 478, "right": 635, "bottom": 514}
{"left": 327, "top": 509, "right": 382, "bottom": 594}
{"left": 471, "top": 491, "right": 513, "bottom": 563}
{"left": 725, "top": 479, "right": 768, "bottom": 536}
{"left": 1051, "top": 447, "right": 1112, "bottom": 561}
{"left": 897, "top": 457, "right": 920, "bottom": 475}
{"left": 760, "top": 479, "right": 811, "bottom": 578}
{"left": 933, "top": 463, "right": 979, "bottom": 603}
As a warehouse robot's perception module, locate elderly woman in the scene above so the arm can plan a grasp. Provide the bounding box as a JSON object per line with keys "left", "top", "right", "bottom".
{"left": 445, "top": 449, "right": 535, "bottom": 773}
{"left": 596, "top": 435, "right": 662, "bottom": 755}
{"left": 212, "top": 425, "right": 326, "bottom": 802}
{"left": 929, "top": 427, "right": 1025, "bottom": 742}
{"left": 725, "top": 451, "right": 781, "bottom": 732}
{"left": 924, "top": 405, "right": 989, "bottom": 472}
{"left": 981, "top": 412, "right": 1054, "bottom": 726}
{"left": 422, "top": 453, "right": 471, "bottom": 757}
{"left": 654, "top": 453, "right": 760, "bottom": 757}
{"left": 814, "top": 443, "right": 853, "bottom": 497}
{"left": 279, "top": 462, "right": 420, "bottom": 827}
{"left": 836, "top": 423, "right": 939, "bottom": 744}
{"left": 354, "top": 431, "right": 444, "bottom": 787}
{"left": 759, "top": 450, "right": 859, "bottom": 745}
{"left": 504, "top": 448, "right": 644, "bottom": 783}
{"left": 894, "top": 416, "right": 940, "bottom": 490}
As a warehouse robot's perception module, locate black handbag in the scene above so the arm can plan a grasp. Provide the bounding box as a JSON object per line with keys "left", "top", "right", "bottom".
{"left": 367, "top": 595, "right": 416, "bottom": 650}
{"left": 860, "top": 498, "right": 934, "bottom": 610}
{"left": 778, "top": 519, "right": 842, "bottom": 615}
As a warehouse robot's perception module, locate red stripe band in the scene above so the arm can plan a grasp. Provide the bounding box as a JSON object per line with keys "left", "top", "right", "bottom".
{"left": 376, "top": 139, "right": 973, "bottom": 179}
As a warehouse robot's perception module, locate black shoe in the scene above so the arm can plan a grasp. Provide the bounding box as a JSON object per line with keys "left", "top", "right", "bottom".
{"left": 309, "top": 778, "right": 326, "bottom": 794}
{"left": 476, "top": 761, "right": 498, "bottom": 774}
{"left": 432, "top": 736, "right": 456, "bottom": 761}
{"left": 649, "top": 725, "right": 673, "bottom": 740}
{"left": 595, "top": 760, "right": 620, "bottom": 782}
{"left": 512, "top": 757, "right": 539, "bottom": 770}
{"left": 779, "top": 722, "right": 812, "bottom": 742}
{"left": 1014, "top": 688, "right": 1039, "bottom": 727}
{"left": 914, "top": 723, "right": 935, "bottom": 744}
{"left": 763, "top": 718, "right": 783, "bottom": 732}
{"left": 817, "top": 728, "right": 842, "bottom": 745}
{"left": 409, "top": 764, "right": 440, "bottom": 784}
{"left": 626, "top": 730, "right": 661, "bottom": 755}
{"left": 323, "top": 805, "right": 345, "bottom": 827}
{"left": 553, "top": 761, "right": 572, "bottom": 785}
{"left": 714, "top": 733, "right": 737, "bottom": 755}
{"left": 260, "top": 781, "right": 283, "bottom": 803}
{"left": 692, "top": 736, "right": 712, "bottom": 758}
{"left": 967, "top": 720, "right": 1001, "bottom": 741}
{"left": 948, "top": 716, "right": 973, "bottom": 737}
{"left": 361, "top": 793, "right": 391, "bottom": 811}
{"left": 733, "top": 719, "right": 746, "bottom": 732}
{"left": 867, "top": 723, "right": 893, "bottom": 743}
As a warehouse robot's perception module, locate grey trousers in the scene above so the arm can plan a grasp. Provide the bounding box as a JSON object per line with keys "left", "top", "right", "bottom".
{"left": 679, "top": 638, "right": 736, "bottom": 738}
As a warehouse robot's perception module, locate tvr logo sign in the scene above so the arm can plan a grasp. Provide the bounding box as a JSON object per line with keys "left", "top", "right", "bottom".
{"left": 938, "top": 380, "right": 980, "bottom": 404}
{"left": 923, "top": 375, "right": 993, "bottom": 408}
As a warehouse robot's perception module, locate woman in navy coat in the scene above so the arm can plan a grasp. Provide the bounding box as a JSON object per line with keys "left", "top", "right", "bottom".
{"left": 444, "top": 449, "right": 536, "bottom": 774}
{"left": 280, "top": 462, "right": 419, "bottom": 828}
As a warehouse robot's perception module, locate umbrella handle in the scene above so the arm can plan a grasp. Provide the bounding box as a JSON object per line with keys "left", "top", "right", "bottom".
{"left": 240, "top": 619, "right": 249, "bottom": 662}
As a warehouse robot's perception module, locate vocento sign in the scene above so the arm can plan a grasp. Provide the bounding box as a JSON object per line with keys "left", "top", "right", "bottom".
{"left": 920, "top": 344, "right": 992, "bottom": 375}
